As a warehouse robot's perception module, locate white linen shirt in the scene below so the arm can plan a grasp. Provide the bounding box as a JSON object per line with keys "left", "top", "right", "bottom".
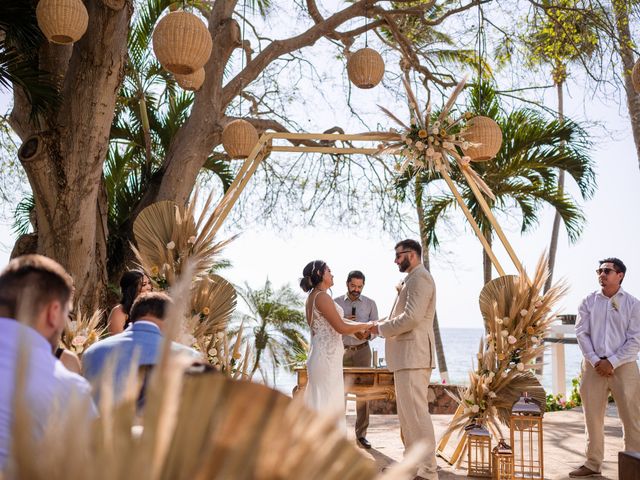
{"left": 575, "top": 288, "right": 640, "bottom": 369}
{"left": 0, "top": 317, "right": 95, "bottom": 468}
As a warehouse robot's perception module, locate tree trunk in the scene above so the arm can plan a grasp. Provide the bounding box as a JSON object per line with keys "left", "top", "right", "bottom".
{"left": 612, "top": 0, "right": 640, "bottom": 169}
{"left": 11, "top": 1, "right": 131, "bottom": 312}
{"left": 415, "top": 178, "right": 450, "bottom": 383}
{"left": 545, "top": 81, "right": 565, "bottom": 293}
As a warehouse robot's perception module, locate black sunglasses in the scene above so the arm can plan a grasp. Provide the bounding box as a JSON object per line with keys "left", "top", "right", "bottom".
{"left": 596, "top": 268, "right": 618, "bottom": 275}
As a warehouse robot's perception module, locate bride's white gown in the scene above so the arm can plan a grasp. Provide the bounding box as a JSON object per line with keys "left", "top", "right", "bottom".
{"left": 304, "top": 298, "right": 346, "bottom": 432}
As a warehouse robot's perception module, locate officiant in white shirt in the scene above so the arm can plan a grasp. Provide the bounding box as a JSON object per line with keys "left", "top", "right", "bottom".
{"left": 334, "top": 270, "right": 378, "bottom": 450}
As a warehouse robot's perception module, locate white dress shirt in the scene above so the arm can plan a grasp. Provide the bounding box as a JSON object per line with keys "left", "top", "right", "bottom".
{"left": 0, "top": 317, "right": 95, "bottom": 468}
{"left": 575, "top": 288, "right": 640, "bottom": 368}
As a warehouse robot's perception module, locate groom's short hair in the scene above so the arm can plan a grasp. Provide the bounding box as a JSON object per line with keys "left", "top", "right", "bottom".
{"left": 395, "top": 239, "right": 422, "bottom": 257}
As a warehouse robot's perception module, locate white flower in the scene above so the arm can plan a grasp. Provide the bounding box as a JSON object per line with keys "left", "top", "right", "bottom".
{"left": 415, "top": 141, "right": 425, "bottom": 150}
{"left": 442, "top": 141, "right": 453, "bottom": 150}
{"left": 507, "top": 335, "right": 517, "bottom": 345}
{"left": 497, "top": 318, "right": 504, "bottom": 325}
{"left": 405, "top": 138, "right": 413, "bottom": 146}
{"left": 167, "top": 241, "right": 176, "bottom": 250}
{"left": 501, "top": 371, "right": 508, "bottom": 378}
{"left": 520, "top": 309, "right": 528, "bottom": 317}
{"left": 216, "top": 331, "right": 225, "bottom": 339}
{"left": 431, "top": 127, "right": 439, "bottom": 134}
{"left": 534, "top": 300, "right": 543, "bottom": 308}
{"left": 517, "top": 362, "right": 525, "bottom": 371}
{"left": 471, "top": 404, "right": 480, "bottom": 413}
{"left": 208, "top": 348, "right": 218, "bottom": 356}
{"left": 459, "top": 155, "right": 471, "bottom": 166}
{"left": 187, "top": 236, "right": 196, "bottom": 244}
{"left": 501, "top": 330, "right": 509, "bottom": 338}
{"left": 488, "top": 391, "right": 497, "bottom": 398}
{"left": 433, "top": 121, "right": 441, "bottom": 129}
{"left": 531, "top": 336, "right": 539, "bottom": 344}
{"left": 488, "top": 371, "right": 495, "bottom": 380}
{"left": 72, "top": 335, "right": 86, "bottom": 346}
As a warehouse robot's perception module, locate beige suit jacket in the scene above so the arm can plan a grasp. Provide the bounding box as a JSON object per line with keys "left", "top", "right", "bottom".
{"left": 378, "top": 264, "right": 436, "bottom": 372}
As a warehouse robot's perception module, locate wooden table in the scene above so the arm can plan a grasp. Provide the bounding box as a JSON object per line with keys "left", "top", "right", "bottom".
{"left": 294, "top": 367, "right": 396, "bottom": 402}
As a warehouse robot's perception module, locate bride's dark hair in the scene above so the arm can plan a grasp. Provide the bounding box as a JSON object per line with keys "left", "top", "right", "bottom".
{"left": 300, "top": 260, "right": 327, "bottom": 293}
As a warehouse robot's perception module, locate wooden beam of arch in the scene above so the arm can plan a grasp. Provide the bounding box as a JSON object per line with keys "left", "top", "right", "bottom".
{"left": 209, "top": 132, "right": 521, "bottom": 277}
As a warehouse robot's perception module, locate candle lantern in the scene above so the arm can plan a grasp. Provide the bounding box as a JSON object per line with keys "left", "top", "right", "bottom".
{"left": 509, "top": 393, "right": 544, "bottom": 480}
{"left": 491, "top": 439, "right": 513, "bottom": 480}
{"left": 467, "top": 423, "right": 492, "bottom": 477}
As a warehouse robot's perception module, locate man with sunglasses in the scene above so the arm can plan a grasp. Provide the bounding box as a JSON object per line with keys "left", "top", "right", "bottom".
{"left": 570, "top": 258, "right": 640, "bottom": 478}
{"left": 371, "top": 239, "right": 437, "bottom": 480}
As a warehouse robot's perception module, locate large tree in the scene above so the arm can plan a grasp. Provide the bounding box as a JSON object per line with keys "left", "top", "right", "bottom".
{"left": 4, "top": 0, "right": 483, "bottom": 310}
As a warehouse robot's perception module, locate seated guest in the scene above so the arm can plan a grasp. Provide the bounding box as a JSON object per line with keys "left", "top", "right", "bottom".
{"left": 0, "top": 255, "right": 95, "bottom": 468}
{"left": 83, "top": 292, "right": 199, "bottom": 401}
{"left": 107, "top": 270, "right": 153, "bottom": 334}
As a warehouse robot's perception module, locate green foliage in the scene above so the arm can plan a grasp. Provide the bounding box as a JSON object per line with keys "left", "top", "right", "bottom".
{"left": 546, "top": 376, "right": 581, "bottom": 411}
{"left": 235, "top": 280, "right": 308, "bottom": 385}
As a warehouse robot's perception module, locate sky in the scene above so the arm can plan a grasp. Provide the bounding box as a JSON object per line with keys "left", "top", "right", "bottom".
{"left": 1, "top": 2, "right": 639, "bottom": 332}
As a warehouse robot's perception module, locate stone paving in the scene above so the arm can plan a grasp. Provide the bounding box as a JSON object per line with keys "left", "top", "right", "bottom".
{"left": 345, "top": 404, "right": 624, "bottom": 479}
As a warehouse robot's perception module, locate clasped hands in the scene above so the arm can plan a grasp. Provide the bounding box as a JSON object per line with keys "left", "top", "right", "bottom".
{"left": 352, "top": 320, "right": 380, "bottom": 340}
{"left": 594, "top": 358, "right": 614, "bottom": 377}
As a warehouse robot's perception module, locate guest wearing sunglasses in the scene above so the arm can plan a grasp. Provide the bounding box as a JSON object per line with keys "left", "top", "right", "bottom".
{"left": 571, "top": 258, "right": 640, "bottom": 477}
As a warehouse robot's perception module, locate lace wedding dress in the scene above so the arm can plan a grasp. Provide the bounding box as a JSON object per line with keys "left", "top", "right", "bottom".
{"left": 304, "top": 296, "right": 346, "bottom": 432}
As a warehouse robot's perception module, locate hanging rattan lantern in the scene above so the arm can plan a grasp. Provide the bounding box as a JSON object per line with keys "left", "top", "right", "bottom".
{"left": 36, "top": 0, "right": 88, "bottom": 45}
{"left": 347, "top": 48, "right": 385, "bottom": 89}
{"left": 510, "top": 392, "right": 544, "bottom": 480}
{"left": 632, "top": 59, "right": 640, "bottom": 94}
{"left": 466, "top": 423, "right": 492, "bottom": 477}
{"left": 491, "top": 439, "right": 514, "bottom": 480}
{"left": 152, "top": 11, "right": 213, "bottom": 75}
{"left": 175, "top": 68, "right": 205, "bottom": 91}
{"left": 222, "top": 120, "right": 259, "bottom": 159}
{"left": 462, "top": 116, "right": 503, "bottom": 162}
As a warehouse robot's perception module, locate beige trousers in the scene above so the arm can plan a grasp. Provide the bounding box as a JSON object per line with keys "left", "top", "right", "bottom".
{"left": 343, "top": 344, "right": 372, "bottom": 438}
{"left": 394, "top": 368, "right": 438, "bottom": 479}
{"left": 579, "top": 360, "right": 640, "bottom": 472}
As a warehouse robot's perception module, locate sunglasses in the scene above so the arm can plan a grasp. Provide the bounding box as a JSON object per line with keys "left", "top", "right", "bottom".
{"left": 596, "top": 268, "right": 618, "bottom": 275}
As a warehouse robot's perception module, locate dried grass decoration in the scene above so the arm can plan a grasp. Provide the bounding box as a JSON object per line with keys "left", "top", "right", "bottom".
{"left": 633, "top": 59, "right": 640, "bottom": 94}
{"left": 222, "top": 119, "right": 259, "bottom": 159}
{"left": 461, "top": 116, "right": 503, "bottom": 161}
{"left": 445, "top": 256, "right": 568, "bottom": 435}
{"left": 36, "top": 0, "right": 88, "bottom": 45}
{"left": 61, "top": 309, "right": 106, "bottom": 356}
{"left": 347, "top": 47, "right": 385, "bottom": 89}
{"left": 152, "top": 10, "right": 213, "bottom": 75}
{"left": 175, "top": 67, "right": 205, "bottom": 91}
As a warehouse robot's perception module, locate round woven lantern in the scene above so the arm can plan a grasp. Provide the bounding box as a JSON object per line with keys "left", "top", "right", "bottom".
{"left": 462, "top": 116, "right": 503, "bottom": 161}
{"left": 347, "top": 48, "right": 385, "bottom": 89}
{"left": 222, "top": 120, "right": 259, "bottom": 159}
{"left": 632, "top": 59, "right": 640, "bottom": 94}
{"left": 36, "top": 0, "right": 88, "bottom": 45}
{"left": 175, "top": 68, "right": 205, "bottom": 91}
{"left": 152, "top": 11, "right": 213, "bottom": 75}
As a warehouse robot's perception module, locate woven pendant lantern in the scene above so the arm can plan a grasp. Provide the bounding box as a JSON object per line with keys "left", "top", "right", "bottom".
{"left": 222, "top": 120, "right": 259, "bottom": 159}
{"left": 347, "top": 48, "right": 385, "bottom": 89}
{"left": 175, "top": 68, "right": 205, "bottom": 91}
{"left": 462, "top": 116, "right": 503, "bottom": 162}
{"left": 36, "top": 0, "right": 88, "bottom": 45}
{"left": 152, "top": 11, "right": 213, "bottom": 75}
{"left": 632, "top": 59, "right": 640, "bottom": 94}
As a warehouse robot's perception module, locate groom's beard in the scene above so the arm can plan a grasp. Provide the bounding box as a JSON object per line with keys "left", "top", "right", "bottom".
{"left": 398, "top": 258, "right": 410, "bottom": 272}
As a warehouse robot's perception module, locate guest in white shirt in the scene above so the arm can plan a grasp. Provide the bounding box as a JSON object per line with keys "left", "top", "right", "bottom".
{"left": 0, "top": 255, "right": 95, "bottom": 470}
{"left": 571, "top": 257, "right": 640, "bottom": 478}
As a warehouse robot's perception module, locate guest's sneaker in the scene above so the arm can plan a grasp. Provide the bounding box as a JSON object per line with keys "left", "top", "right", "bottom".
{"left": 569, "top": 466, "right": 600, "bottom": 477}
{"left": 357, "top": 437, "right": 372, "bottom": 449}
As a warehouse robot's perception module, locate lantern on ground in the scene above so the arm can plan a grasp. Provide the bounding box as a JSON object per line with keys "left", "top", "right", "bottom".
{"left": 491, "top": 439, "right": 513, "bottom": 480}
{"left": 632, "top": 60, "right": 640, "bottom": 94}
{"left": 152, "top": 11, "right": 213, "bottom": 75}
{"left": 462, "top": 116, "right": 503, "bottom": 161}
{"left": 175, "top": 68, "right": 205, "bottom": 91}
{"left": 222, "top": 120, "right": 259, "bottom": 159}
{"left": 36, "top": 0, "right": 88, "bottom": 45}
{"left": 510, "top": 393, "right": 544, "bottom": 480}
{"left": 347, "top": 48, "right": 385, "bottom": 89}
{"left": 467, "top": 423, "right": 492, "bottom": 477}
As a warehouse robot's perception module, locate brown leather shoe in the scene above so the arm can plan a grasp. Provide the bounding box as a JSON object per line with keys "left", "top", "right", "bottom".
{"left": 569, "top": 466, "right": 600, "bottom": 478}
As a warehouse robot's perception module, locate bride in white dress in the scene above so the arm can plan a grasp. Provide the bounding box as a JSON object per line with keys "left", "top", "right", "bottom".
{"left": 300, "top": 260, "right": 372, "bottom": 431}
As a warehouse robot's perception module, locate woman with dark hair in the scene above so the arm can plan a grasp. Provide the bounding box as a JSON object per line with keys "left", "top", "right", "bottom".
{"left": 107, "top": 270, "right": 152, "bottom": 334}
{"left": 300, "top": 260, "right": 372, "bottom": 431}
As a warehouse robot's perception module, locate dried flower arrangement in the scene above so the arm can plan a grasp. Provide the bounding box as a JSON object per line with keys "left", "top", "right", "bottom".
{"left": 446, "top": 256, "right": 567, "bottom": 435}
{"left": 60, "top": 309, "right": 106, "bottom": 356}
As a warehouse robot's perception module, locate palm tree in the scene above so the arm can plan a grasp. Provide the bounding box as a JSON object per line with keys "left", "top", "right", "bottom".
{"left": 403, "top": 81, "right": 595, "bottom": 285}
{"left": 236, "top": 280, "right": 308, "bottom": 385}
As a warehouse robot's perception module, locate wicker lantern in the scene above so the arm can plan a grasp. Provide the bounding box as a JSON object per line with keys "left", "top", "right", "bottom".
{"left": 36, "top": 0, "right": 88, "bottom": 45}
{"left": 222, "top": 119, "right": 259, "bottom": 159}
{"left": 491, "top": 439, "right": 514, "bottom": 480}
{"left": 152, "top": 11, "right": 213, "bottom": 75}
{"left": 466, "top": 423, "right": 492, "bottom": 477}
{"left": 632, "top": 59, "right": 640, "bottom": 94}
{"left": 347, "top": 48, "right": 385, "bottom": 89}
{"left": 175, "top": 68, "right": 205, "bottom": 91}
{"left": 462, "top": 116, "right": 503, "bottom": 161}
{"left": 510, "top": 393, "right": 544, "bottom": 480}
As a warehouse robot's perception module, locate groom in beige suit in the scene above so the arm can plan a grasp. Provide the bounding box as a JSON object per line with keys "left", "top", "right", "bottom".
{"left": 371, "top": 239, "right": 437, "bottom": 480}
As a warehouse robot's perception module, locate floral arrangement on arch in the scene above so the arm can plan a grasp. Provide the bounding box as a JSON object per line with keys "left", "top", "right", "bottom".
{"left": 446, "top": 256, "right": 568, "bottom": 434}
{"left": 61, "top": 309, "right": 106, "bottom": 356}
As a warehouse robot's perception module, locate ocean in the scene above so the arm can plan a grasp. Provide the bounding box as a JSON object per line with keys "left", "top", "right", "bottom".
{"left": 273, "top": 328, "right": 585, "bottom": 396}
